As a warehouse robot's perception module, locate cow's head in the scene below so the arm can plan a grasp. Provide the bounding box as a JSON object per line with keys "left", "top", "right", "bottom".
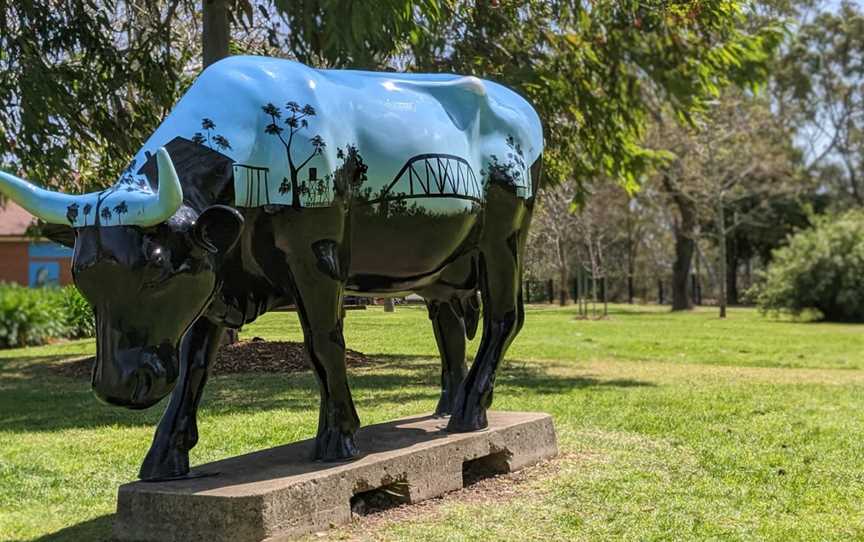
{"left": 1, "top": 149, "right": 243, "bottom": 408}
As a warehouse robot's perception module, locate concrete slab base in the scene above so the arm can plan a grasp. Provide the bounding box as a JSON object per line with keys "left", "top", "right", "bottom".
{"left": 113, "top": 411, "right": 558, "bottom": 542}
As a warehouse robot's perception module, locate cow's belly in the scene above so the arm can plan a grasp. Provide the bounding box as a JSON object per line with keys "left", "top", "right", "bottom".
{"left": 346, "top": 203, "right": 480, "bottom": 292}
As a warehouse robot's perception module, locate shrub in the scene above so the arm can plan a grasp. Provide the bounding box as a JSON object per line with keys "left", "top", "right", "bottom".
{"left": 61, "top": 285, "right": 95, "bottom": 339}
{"left": 753, "top": 211, "right": 864, "bottom": 322}
{"left": 0, "top": 283, "right": 67, "bottom": 348}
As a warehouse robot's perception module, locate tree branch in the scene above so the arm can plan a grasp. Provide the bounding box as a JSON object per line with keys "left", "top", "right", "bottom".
{"left": 296, "top": 148, "right": 318, "bottom": 172}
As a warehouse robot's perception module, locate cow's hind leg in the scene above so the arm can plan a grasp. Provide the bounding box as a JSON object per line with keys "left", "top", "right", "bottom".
{"left": 139, "top": 317, "right": 224, "bottom": 480}
{"left": 448, "top": 191, "right": 530, "bottom": 432}
{"left": 427, "top": 299, "right": 469, "bottom": 416}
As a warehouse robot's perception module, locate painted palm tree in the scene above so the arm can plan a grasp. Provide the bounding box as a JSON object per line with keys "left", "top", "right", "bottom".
{"left": 262, "top": 101, "right": 326, "bottom": 210}
{"left": 213, "top": 135, "right": 232, "bottom": 151}
{"left": 66, "top": 203, "right": 79, "bottom": 225}
{"left": 192, "top": 118, "right": 231, "bottom": 152}
{"left": 82, "top": 203, "right": 92, "bottom": 226}
{"left": 100, "top": 206, "right": 112, "bottom": 223}
{"left": 201, "top": 118, "right": 216, "bottom": 146}
{"left": 113, "top": 201, "right": 128, "bottom": 224}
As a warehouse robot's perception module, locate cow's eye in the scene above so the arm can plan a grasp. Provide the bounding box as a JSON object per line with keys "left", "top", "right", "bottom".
{"left": 142, "top": 250, "right": 172, "bottom": 289}
{"left": 150, "top": 247, "right": 166, "bottom": 266}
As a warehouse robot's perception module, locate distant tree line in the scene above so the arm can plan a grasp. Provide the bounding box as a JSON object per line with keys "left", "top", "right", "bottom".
{"left": 10, "top": 0, "right": 852, "bottom": 319}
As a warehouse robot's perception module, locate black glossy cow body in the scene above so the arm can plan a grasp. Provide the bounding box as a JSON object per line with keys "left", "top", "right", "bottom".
{"left": 84, "top": 141, "right": 541, "bottom": 481}
{"left": 5, "top": 58, "right": 544, "bottom": 481}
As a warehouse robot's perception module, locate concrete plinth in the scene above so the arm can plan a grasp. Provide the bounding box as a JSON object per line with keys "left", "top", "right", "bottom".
{"left": 113, "top": 411, "right": 558, "bottom": 542}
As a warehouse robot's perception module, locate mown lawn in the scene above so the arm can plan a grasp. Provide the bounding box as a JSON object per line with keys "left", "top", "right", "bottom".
{"left": 1, "top": 304, "right": 863, "bottom": 541}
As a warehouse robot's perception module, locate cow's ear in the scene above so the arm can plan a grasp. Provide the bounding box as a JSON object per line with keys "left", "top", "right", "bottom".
{"left": 193, "top": 205, "right": 244, "bottom": 254}
{"left": 40, "top": 223, "right": 76, "bottom": 248}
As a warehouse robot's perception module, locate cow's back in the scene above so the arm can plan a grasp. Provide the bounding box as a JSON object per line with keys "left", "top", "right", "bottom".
{"left": 127, "top": 57, "right": 542, "bottom": 288}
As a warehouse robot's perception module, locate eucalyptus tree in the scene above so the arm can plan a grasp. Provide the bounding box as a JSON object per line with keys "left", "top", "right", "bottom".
{"left": 0, "top": 0, "right": 446, "bottom": 194}
{"left": 773, "top": 1, "right": 864, "bottom": 206}
{"left": 408, "top": 0, "right": 782, "bottom": 191}
{"left": 0, "top": 1, "right": 198, "bottom": 191}
{"left": 651, "top": 92, "right": 803, "bottom": 314}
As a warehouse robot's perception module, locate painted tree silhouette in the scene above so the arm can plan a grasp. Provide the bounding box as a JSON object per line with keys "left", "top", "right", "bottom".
{"left": 113, "top": 201, "right": 128, "bottom": 224}
{"left": 262, "top": 101, "right": 326, "bottom": 209}
{"left": 66, "top": 203, "right": 79, "bottom": 225}
{"left": 278, "top": 176, "right": 291, "bottom": 195}
{"left": 213, "top": 135, "right": 232, "bottom": 151}
{"left": 484, "top": 134, "right": 528, "bottom": 192}
{"left": 82, "top": 203, "right": 92, "bottom": 226}
{"left": 100, "top": 206, "right": 112, "bottom": 223}
{"left": 192, "top": 118, "right": 231, "bottom": 152}
{"left": 333, "top": 144, "right": 368, "bottom": 199}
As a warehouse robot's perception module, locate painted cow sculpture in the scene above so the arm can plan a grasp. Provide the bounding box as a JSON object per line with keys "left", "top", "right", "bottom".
{"left": 0, "top": 57, "right": 543, "bottom": 481}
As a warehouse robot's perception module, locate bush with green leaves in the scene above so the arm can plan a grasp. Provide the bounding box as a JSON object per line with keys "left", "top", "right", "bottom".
{"left": 754, "top": 211, "right": 864, "bottom": 322}
{"left": 0, "top": 283, "right": 95, "bottom": 348}
{"left": 60, "top": 285, "right": 95, "bottom": 339}
{"left": 0, "top": 283, "right": 68, "bottom": 348}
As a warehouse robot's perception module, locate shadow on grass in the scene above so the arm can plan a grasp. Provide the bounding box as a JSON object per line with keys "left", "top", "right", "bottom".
{"left": 0, "top": 354, "right": 652, "bottom": 434}
{"left": 32, "top": 514, "right": 114, "bottom": 542}
{"left": 526, "top": 304, "right": 671, "bottom": 317}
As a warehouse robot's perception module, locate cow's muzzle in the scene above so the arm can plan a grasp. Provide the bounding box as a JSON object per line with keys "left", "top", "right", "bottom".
{"left": 91, "top": 345, "right": 178, "bottom": 409}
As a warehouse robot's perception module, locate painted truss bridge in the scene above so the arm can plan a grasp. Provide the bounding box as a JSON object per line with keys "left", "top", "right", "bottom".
{"left": 366, "top": 153, "right": 483, "bottom": 204}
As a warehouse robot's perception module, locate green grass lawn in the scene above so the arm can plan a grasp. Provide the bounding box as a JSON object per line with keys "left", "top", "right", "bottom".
{"left": 1, "top": 304, "right": 864, "bottom": 541}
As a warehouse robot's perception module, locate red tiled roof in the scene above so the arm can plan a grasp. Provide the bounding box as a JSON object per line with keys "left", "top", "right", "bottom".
{"left": 0, "top": 200, "right": 37, "bottom": 236}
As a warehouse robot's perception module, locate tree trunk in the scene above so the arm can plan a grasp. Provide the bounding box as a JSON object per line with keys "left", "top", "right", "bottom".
{"left": 663, "top": 176, "right": 696, "bottom": 311}
{"left": 581, "top": 268, "right": 589, "bottom": 316}
{"left": 202, "top": 0, "right": 230, "bottom": 68}
{"left": 716, "top": 197, "right": 727, "bottom": 319}
{"left": 291, "top": 173, "right": 302, "bottom": 209}
{"left": 383, "top": 298, "right": 395, "bottom": 312}
{"left": 556, "top": 237, "right": 569, "bottom": 306}
{"left": 602, "top": 276, "right": 608, "bottom": 316}
{"left": 627, "top": 275, "right": 634, "bottom": 304}
{"left": 626, "top": 209, "right": 635, "bottom": 304}
{"left": 726, "top": 234, "right": 739, "bottom": 306}
{"left": 671, "top": 235, "right": 694, "bottom": 311}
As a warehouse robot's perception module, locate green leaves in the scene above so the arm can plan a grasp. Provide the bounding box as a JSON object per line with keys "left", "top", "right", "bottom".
{"left": 772, "top": 1, "right": 864, "bottom": 205}
{"left": 0, "top": 1, "right": 195, "bottom": 191}
{"left": 0, "top": 283, "right": 88, "bottom": 348}
{"left": 0, "top": 0, "right": 781, "bottom": 201}
{"left": 754, "top": 210, "right": 864, "bottom": 321}
{"left": 268, "top": 0, "right": 447, "bottom": 68}
{"left": 410, "top": 1, "right": 781, "bottom": 193}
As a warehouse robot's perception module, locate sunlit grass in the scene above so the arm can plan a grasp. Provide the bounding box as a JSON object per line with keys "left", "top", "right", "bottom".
{"left": 1, "top": 304, "right": 863, "bottom": 540}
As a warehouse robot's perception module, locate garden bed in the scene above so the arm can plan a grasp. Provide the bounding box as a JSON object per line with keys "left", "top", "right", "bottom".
{"left": 50, "top": 338, "right": 373, "bottom": 378}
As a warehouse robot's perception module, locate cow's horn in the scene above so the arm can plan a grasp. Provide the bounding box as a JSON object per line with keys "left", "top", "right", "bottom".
{"left": 0, "top": 169, "right": 79, "bottom": 225}
{"left": 0, "top": 147, "right": 183, "bottom": 227}
{"left": 137, "top": 148, "right": 183, "bottom": 227}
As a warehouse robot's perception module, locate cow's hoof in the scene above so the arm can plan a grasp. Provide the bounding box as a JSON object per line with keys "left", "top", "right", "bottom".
{"left": 434, "top": 401, "right": 452, "bottom": 418}
{"left": 141, "top": 470, "right": 219, "bottom": 483}
{"left": 138, "top": 446, "right": 190, "bottom": 481}
{"left": 315, "top": 427, "right": 360, "bottom": 461}
{"left": 446, "top": 407, "right": 488, "bottom": 433}
{"left": 434, "top": 390, "right": 458, "bottom": 417}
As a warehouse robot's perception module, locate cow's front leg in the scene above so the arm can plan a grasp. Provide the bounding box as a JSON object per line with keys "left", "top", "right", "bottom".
{"left": 138, "top": 317, "right": 224, "bottom": 481}
{"left": 287, "top": 245, "right": 360, "bottom": 461}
